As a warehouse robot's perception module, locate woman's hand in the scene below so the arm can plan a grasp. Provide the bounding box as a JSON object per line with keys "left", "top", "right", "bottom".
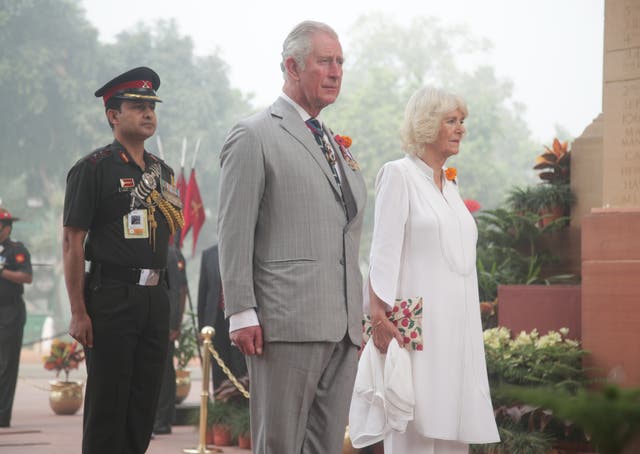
{"left": 371, "top": 316, "right": 403, "bottom": 354}
{"left": 369, "top": 279, "right": 404, "bottom": 353}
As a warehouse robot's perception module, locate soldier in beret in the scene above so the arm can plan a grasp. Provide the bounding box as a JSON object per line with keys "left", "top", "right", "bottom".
{"left": 62, "top": 67, "right": 183, "bottom": 454}
{"left": 0, "top": 208, "right": 32, "bottom": 427}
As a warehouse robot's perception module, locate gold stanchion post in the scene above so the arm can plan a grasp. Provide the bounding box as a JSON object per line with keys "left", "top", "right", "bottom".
{"left": 183, "top": 326, "right": 220, "bottom": 453}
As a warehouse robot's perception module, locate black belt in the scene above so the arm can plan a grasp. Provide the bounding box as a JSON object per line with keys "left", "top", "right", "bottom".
{"left": 93, "top": 262, "right": 166, "bottom": 287}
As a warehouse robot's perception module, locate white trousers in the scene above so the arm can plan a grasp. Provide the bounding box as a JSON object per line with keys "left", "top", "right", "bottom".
{"left": 384, "top": 422, "right": 469, "bottom": 454}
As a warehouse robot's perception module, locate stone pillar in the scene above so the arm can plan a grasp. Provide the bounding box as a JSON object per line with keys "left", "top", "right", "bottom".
{"left": 602, "top": 0, "right": 640, "bottom": 206}
{"left": 582, "top": 0, "right": 640, "bottom": 387}
{"left": 582, "top": 208, "right": 640, "bottom": 386}
{"left": 571, "top": 115, "right": 603, "bottom": 228}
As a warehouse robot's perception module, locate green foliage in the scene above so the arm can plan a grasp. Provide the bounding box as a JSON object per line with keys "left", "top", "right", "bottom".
{"left": 507, "top": 184, "right": 575, "bottom": 214}
{"left": 471, "top": 423, "right": 552, "bottom": 454}
{"left": 484, "top": 327, "right": 588, "bottom": 393}
{"left": 480, "top": 328, "right": 591, "bottom": 453}
{"left": 229, "top": 405, "right": 251, "bottom": 438}
{"left": 174, "top": 317, "right": 199, "bottom": 370}
{"left": 476, "top": 208, "right": 572, "bottom": 300}
{"left": 503, "top": 385, "right": 640, "bottom": 454}
{"left": 206, "top": 399, "right": 236, "bottom": 427}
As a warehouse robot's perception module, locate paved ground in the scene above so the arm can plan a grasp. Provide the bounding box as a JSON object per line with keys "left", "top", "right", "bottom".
{"left": 0, "top": 348, "right": 247, "bottom": 453}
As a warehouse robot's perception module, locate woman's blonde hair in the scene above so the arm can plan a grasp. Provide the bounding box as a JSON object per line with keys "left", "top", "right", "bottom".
{"left": 400, "top": 86, "right": 468, "bottom": 156}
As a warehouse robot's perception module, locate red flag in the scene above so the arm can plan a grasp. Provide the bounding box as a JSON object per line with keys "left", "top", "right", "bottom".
{"left": 180, "top": 168, "right": 206, "bottom": 255}
{"left": 177, "top": 167, "right": 187, "bottom": 206}
{"left": 171, "top": 168, "right": 187, "bottom": 247}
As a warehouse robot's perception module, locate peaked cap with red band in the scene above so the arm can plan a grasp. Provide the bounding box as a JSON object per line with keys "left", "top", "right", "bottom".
{"left": 0, "top": 208, "right": 19, "bottom": 222}
{"left": 94, "top": 66, "right": 162, "bottom": 105}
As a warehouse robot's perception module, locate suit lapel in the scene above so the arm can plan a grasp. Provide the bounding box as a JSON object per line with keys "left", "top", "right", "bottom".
{"left": 270, "top": 99, "right": 341, "bottom": 196}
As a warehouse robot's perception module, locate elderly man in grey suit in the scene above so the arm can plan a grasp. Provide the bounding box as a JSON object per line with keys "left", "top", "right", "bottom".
{"left": 218, "top": 20, "right": 367, "bottom": 454}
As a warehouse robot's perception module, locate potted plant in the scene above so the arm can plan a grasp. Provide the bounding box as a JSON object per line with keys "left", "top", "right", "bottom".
{"left": 530, "top": 184, "right": 575, "bottom": 227}
{"left": 174, "top": 318, "right": 199, "bottom": 404}
{"left": 532, "top": 138, "right": 576, "bottom": 227}
{"left": 42, "top": 339, "right": 85, "bottom": 415}
{"left": 230, "top": 404, "right": 251, "bottom": 449}
{"left": 506, "top": 186, "right": 538, "bottom": 215}
{"left": 533, "top": 138, "right": 571, "bottom": 185}
{"left": 206, "top": 399, "right": 236, "bottom": 446}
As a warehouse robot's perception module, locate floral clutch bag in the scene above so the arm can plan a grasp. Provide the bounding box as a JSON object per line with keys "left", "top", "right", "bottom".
{"left": 362, "top": 297, "right": 424, "bottom": 351}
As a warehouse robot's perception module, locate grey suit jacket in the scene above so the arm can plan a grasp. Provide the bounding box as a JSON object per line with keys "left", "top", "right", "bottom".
{"left": 197, "top": 244, "right": 222, "bottom": 330}
{"left": 218, "top": 97, "right": 367, "bottom": 345}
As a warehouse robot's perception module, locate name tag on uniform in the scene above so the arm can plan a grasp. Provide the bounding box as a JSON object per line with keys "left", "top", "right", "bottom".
{"left": 123, "top": 209, "right": 149, "bottom": 239}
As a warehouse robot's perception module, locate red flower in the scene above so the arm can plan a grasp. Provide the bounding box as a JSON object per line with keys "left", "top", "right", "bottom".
{"left": 464, "top": 199, "right": 481, "bottom": 213}
{"left": 416, "top": 344, "right": 424, "bottom": 351}
{"left": 401, "top": 319, "right": 409, "bottom": 327}
{"left": 480, "top": 302, "right": 494, "bottom": 315}
{"left": 42, "top": 339, "right": 85, "bottom": 382}
{"left": 334, "top": 135, "right": 352, "bottom": 148}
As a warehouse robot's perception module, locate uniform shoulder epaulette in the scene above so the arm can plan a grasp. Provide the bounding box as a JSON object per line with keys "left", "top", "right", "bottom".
{"left": 85, "top": 145, "right": 114, "bottom": 166}
{"left": 148, "top": 152, "right": 174, "bottom": 176}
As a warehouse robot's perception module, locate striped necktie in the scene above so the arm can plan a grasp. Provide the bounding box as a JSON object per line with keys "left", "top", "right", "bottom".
{"left": 305, "top": 118, "right": 357, "bottom": 221}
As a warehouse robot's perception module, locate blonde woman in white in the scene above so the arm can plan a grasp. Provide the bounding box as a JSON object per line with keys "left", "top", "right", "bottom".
{"left": 364, "top": 87, "right": 499, "bottom": 453}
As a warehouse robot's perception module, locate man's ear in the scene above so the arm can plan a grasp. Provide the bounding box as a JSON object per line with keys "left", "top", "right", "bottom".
{"left": 284, "top": 57, "right": 301, "bottom": 81}
{"left": 106, "top": 108, "right": 120, "bottom": 126}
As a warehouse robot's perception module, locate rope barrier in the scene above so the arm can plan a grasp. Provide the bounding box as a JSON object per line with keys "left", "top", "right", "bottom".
{"left": 17, "top": 377, "right": 54, "bottom": 392}
{"left": 207, "top": 343, "right": 250, "bottom": 399}
{"left": 22, "top": 331, "right": 70, "bottom": 348}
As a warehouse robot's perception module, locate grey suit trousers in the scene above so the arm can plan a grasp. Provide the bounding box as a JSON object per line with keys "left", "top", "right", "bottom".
{"left": 247, "top": 338, "right": 358, "bottom": 454}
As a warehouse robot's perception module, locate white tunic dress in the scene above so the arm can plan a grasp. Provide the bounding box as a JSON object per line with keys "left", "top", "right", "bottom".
{"left": 365, "top": 156, "right": 499, "bottom": 447}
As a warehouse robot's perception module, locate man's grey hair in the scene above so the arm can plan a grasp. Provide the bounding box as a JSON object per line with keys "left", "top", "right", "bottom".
{"left": 280, "top": 20, "right": 339, "bottom": 80}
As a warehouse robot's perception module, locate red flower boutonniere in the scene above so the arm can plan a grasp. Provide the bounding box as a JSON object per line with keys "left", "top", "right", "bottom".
{"left": 445, "top": 167, "right": 457, "bottom": 183}
{"left": 334, "top": 134, "right": 360, "bottom": 171}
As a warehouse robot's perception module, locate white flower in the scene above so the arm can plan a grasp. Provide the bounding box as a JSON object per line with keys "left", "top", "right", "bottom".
{"left": 535, "top": 331, "right": 562, "bottom": 348}
{"left": 483, "top": 327, "right": 511, "bottom": 349}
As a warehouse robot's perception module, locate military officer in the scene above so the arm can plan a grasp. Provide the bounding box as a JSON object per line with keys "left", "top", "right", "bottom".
{"left": 0, "top": 208, "right": 33, "bottom": 427}
{"left": 62, "top": 67, "right": 183, "bottom": 454}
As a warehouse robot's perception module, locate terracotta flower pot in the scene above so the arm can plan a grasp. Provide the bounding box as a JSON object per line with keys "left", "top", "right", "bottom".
{"left": 539, "top": 205, "right": 565, "bottom": 228}
{"left": 175, "top": 369, "right": 191, "bottom": 404}
{"left": 206, "top": 426, "right": 215, "bottom": 444}
{"left": 213, "top": 424, "right": 233, "bottom": 446}
{"left": 237, "top": 433, "right": 251, "bottom": 449}
{"left": 49, "top": 380, "right": 83, "bottom": 415}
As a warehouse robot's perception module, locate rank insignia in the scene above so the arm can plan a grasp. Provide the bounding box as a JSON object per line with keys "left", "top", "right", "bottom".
{"left": 120, "top": 178, "right": 135, "bottom": 189}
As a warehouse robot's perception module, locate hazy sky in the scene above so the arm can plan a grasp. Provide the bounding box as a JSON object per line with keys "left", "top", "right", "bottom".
{"left": 81, "top": 0, "right": 604, "bottom": 143}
